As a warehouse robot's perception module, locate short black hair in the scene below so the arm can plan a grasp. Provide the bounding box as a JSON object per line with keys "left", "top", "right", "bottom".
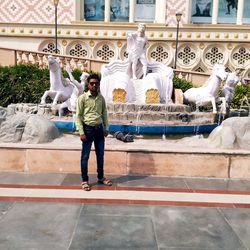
{"left": 87, "top": 73, "right": 100, "bottom": 83}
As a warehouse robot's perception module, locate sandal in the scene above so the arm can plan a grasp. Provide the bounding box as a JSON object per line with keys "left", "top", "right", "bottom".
{"left": 81, "top": 181, "right": 91, "bottom": 191}
{"left": 98, "top": 177, "right": 112, "bottom": 186}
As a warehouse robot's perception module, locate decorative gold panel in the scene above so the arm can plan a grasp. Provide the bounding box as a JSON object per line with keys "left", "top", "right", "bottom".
{"left": 113, "top": 88, "right": 126, "bottom": 103}
{"left": 146, "top": 89, "right": 160, "bottom": 104}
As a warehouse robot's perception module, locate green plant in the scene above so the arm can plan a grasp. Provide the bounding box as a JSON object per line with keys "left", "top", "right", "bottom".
{"left": 173, "top": 76, "right": 193, "bottom": 92}
{"left": 0, "top": 64, "right": 248, "bottom": 109}
{"left": 0, "top": 64, "right": 102, "bottom": 107}
{"left": 230, "top": 84, "right": 250, "bottom": 108}
{"left": 0, "top": 64, "right": 50, "bottom": 107}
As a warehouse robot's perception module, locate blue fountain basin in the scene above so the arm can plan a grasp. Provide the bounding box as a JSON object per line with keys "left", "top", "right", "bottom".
{"left": 53, "top": 121, "right": 218, "bottom": 135}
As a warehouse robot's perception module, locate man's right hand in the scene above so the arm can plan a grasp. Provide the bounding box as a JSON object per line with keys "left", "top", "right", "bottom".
{"left": 80, "top": 134, "right": 87, "bottom": 142}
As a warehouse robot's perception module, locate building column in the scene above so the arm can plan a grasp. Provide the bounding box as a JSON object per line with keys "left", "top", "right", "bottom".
{"left": 105, "top": 0, "right": 110, "bottom": 22}
{"left": 186, "top": 0, "right": 192, "bottom": 24}
{"left": 236, "top": 0, "right": 244, "bottom": 25}
{"left": 212, "top": 0, "right": 219, "bottom": 24}
{"left": 129, "top": 0, "right": 135, "bottom": 23}
{"left": 75, "top": 0, "right": 82, "bottom": 21}
{"left": 155, "top": 0, "right": 166, "bottom": 23}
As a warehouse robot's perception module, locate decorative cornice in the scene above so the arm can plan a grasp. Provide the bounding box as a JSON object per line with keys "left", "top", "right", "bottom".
{"left": 0, "top": 23, "right": 249, "bottom": 43}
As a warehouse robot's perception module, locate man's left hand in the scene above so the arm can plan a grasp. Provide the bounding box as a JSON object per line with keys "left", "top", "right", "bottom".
{"left": 104, "top": 130, "right": 109, "bottom": 137}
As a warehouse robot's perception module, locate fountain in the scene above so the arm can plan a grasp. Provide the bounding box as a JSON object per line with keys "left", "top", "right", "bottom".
{"left": 49, "top": 23, "right": 222, "bottom": 135}
{"left": 0, "top": 24, "right": 249, "bottom": 180}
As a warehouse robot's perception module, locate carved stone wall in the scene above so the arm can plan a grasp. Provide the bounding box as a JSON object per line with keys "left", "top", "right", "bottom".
{"left": 38, "top": 38, "right": 250, "bottom": 76}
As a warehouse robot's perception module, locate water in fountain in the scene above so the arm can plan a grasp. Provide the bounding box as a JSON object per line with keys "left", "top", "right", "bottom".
{"left": 135, "top": 105, "right": 142, "bottom": 136}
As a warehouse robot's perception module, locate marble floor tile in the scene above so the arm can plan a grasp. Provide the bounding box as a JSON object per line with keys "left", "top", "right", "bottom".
{"left": 70, "top": 213, "right": 157, "bottom": 250}
{"left": 220, "top": 207, "right": 250, "bottom": 249}
{"left": 0, "top": 202, "right": 82, "bottom": 250}
{"left": 151, "top": 206, "right": 246, "bottom": 249}
{"left": 0, "top": 172, "right": 66, "bottom": 185}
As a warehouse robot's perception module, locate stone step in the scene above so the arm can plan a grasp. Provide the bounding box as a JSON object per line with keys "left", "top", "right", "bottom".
{"left": 107, "top": 103, "right": 192, "bottom": 113}
{"left": 0, "top": 140, "right": 249, "bottom": 179}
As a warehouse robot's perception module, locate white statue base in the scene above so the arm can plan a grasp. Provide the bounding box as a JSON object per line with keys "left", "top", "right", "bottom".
{"left": 100, "top": 60, "right": 174, "bottom": 104}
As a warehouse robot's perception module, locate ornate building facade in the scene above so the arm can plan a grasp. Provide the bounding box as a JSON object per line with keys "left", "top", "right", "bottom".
{"left": 0, "top": 0, "right": 249, "bottom": 76}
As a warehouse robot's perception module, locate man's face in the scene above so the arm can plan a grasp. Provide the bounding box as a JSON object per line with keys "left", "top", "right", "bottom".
{"left": 88, "top": 78, "right": 100, "bottom": 93}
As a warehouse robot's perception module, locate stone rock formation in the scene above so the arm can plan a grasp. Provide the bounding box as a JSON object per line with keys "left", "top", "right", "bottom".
{"left": 208, "top": 117, "right": 250, "bottom": 149}
{"left": 0, "top": 113, "right": 60, "bottom": 143}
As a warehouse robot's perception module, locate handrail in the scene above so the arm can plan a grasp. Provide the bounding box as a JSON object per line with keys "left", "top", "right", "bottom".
{"left": 0, "top": 47, "right": 106, "bottom": 73}
{"left": 0, "top": 47, "right": 249, "bottom": 85}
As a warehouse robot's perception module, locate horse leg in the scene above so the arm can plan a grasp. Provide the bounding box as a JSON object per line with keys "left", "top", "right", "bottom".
{"left": 52, "top": 92, "right": 61, "bottom": 105}
{"left": 41, "top": 90, "right": 50, "bottom": 104}
{"left": 219, "top": 97, "right": 226, "bottom": 114}
{"left": 211, "top": 97, "right": 217, "bottom": 113}
{"left": 58, "top": 101, "right": 68, "bottom": 117}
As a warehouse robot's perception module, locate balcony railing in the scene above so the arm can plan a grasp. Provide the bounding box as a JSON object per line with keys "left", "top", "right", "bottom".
{"left": 0, "top": 47, "right": 249, "bottom": 86}
{"left": 0, "top": 47, "right": 104, "bottom": 74}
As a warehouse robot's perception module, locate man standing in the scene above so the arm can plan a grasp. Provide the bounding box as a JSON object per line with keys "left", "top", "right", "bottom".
{"left": 76, "top": 73, "right": 112, "bottom": 191}
{"left": 127, "top": 23, "right": 148, "bottom": 80}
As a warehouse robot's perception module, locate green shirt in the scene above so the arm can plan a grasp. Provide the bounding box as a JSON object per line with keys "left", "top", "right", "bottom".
{"left": 76, "top": 90, "right": 109, "bottom": 135}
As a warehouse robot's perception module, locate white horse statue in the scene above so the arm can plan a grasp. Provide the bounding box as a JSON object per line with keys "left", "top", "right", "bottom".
{"left": 58, "top": 67, "right": 89, "bottom": 117}
{"left": 41, "top": 55, "right": 74, "bottom": 106}
{"left": 222, "top": 68, "right": 247, "bottom": 107}
{"left": 183, "top": 63, "right": 227, "bottom": 114}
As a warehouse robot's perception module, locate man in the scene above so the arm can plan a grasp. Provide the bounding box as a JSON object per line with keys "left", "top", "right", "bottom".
{"left": 76, "top": 73, "right": 112, "bottom": 191}
{"left": 127, "top": 23, "right": 148, "bottom": 80}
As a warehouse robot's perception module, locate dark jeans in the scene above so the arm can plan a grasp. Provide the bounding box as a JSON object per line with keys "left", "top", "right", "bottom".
{"left": 81, "top": 123, "right": 105, "bottom": 182}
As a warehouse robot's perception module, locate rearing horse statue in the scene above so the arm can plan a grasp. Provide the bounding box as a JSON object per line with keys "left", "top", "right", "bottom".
{"left": 41, "top": 55, "right": 74, "bottom": 106}
{"left": 183, "top": 63, "right": 227, "bottom": 114}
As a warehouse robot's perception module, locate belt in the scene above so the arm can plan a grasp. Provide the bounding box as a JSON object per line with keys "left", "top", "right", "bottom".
{"left": 84, "top": 123, "right": 102, "bottom": 129}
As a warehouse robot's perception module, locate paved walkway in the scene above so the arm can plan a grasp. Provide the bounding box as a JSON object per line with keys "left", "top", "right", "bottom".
{"left": 0, "top": 172, "right": 250, "bottom": 249}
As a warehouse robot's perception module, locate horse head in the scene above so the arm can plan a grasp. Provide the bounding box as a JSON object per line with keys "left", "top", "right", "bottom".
{"left": 213, "top": 63, "right": 227, "bottom": 81}
{"left": 48, "top": 55, "right": 60, "bottom": 73}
